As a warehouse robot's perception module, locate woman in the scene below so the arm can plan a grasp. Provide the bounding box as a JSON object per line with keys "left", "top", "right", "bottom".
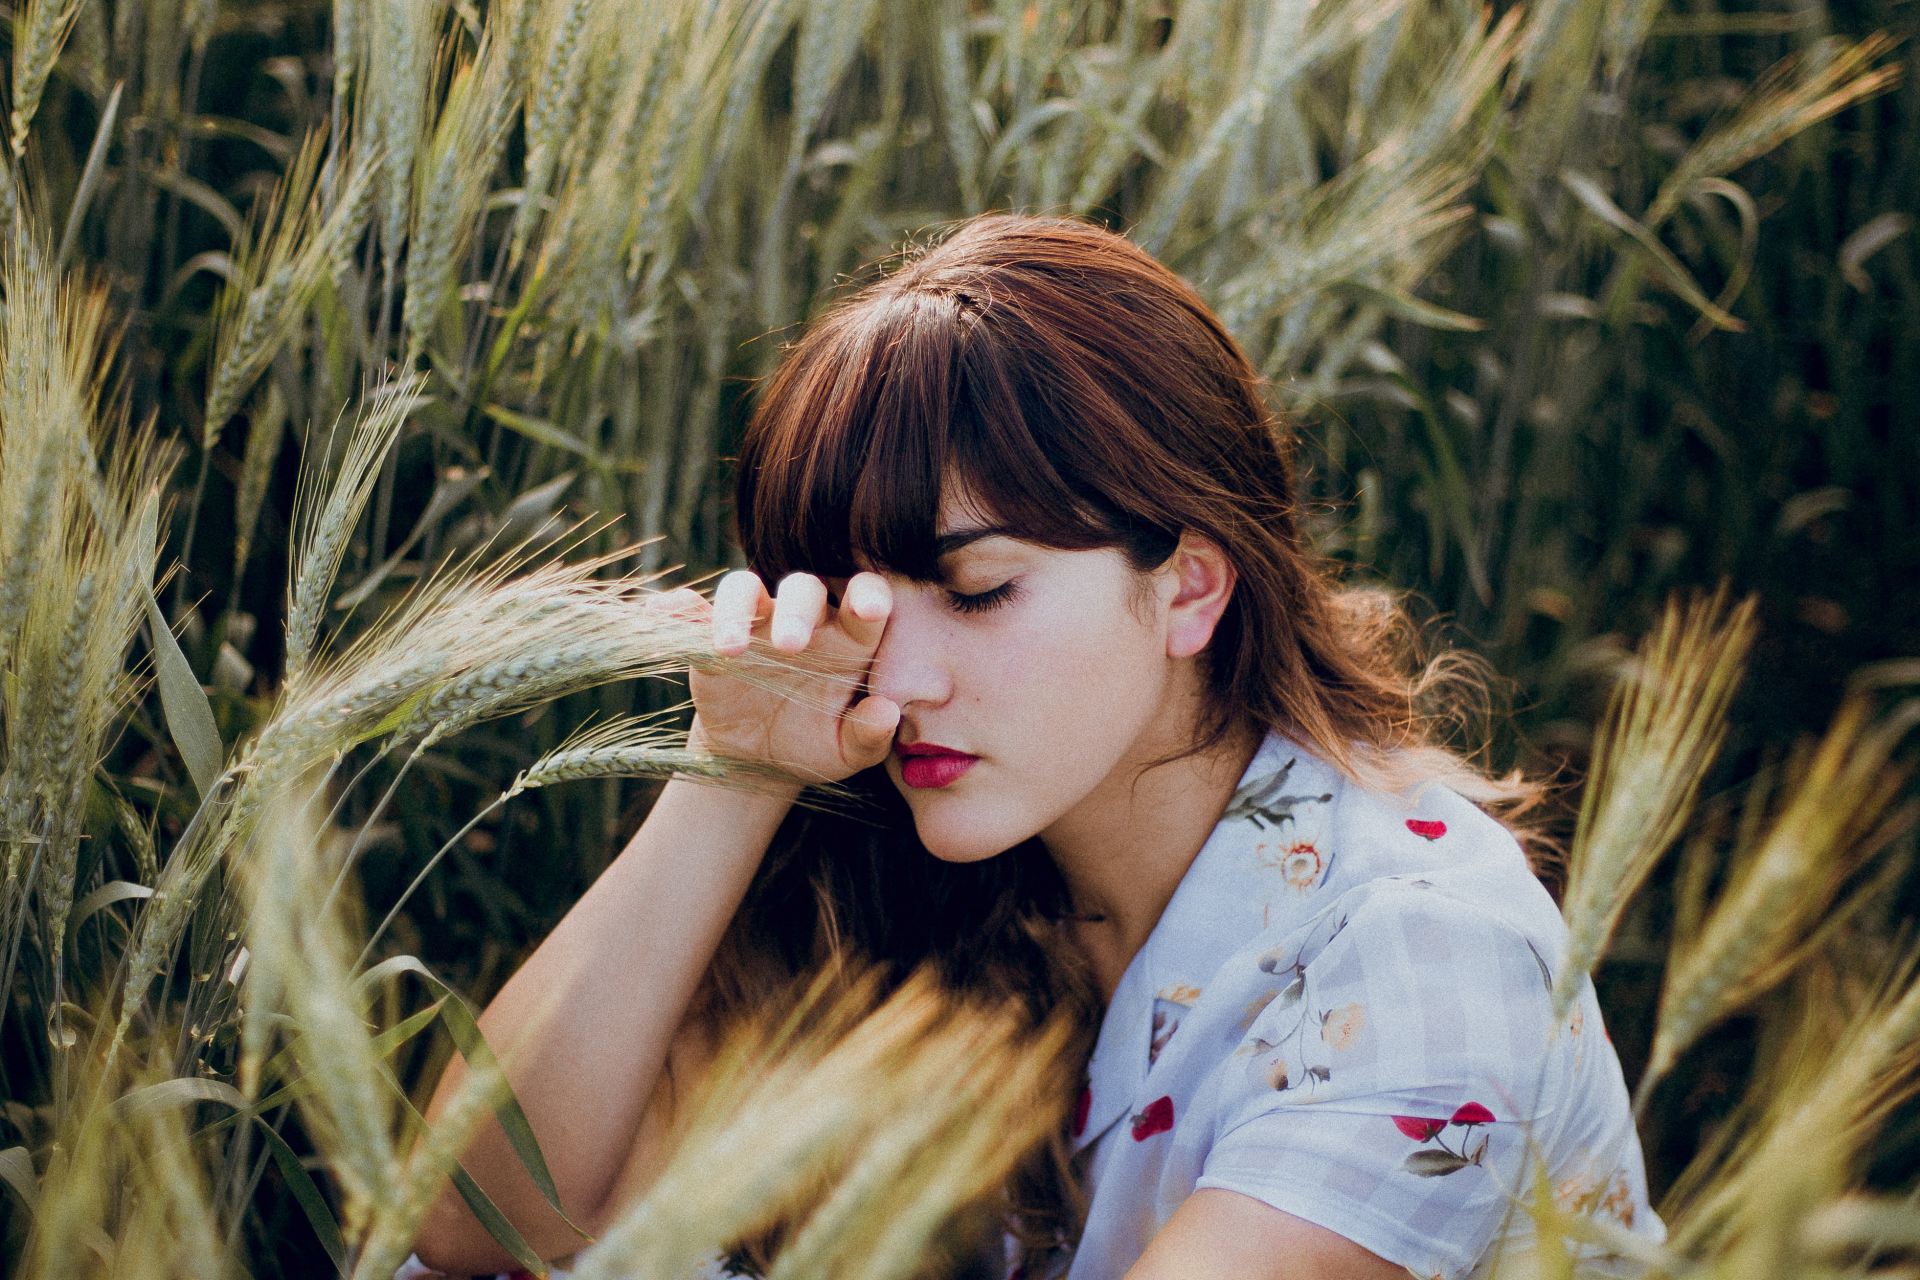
{"left": 408, "top": 213, "right": 1663, "bottom": 1279}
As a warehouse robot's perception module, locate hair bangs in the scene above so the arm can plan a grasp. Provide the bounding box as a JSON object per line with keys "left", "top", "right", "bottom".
{"left": 739, "top": 288, "right": 1122, "bottom": 587}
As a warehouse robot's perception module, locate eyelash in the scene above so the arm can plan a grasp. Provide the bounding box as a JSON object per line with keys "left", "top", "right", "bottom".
{"left": 824, "top": 580, "right": 1021, "bottom": 614}
{"left": 946, "top": 580, "right": 1020, "bottom": 615}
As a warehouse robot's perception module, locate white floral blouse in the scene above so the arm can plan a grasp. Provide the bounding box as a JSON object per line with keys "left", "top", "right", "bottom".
{"left": 1028, "top": 729, "right": 1664, "bottom": 1279}
{"left": 402, "top": 729, "right": 1664, "bottom": 1280}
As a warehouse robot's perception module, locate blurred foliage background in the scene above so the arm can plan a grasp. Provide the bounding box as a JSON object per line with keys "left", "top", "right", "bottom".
{"left": 0, "top": 0, "right": 1915, "bottom": 1273}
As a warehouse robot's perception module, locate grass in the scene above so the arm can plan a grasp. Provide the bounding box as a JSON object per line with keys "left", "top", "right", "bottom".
{"left": 0, "top": 0, "right": 1913, "bottom": 1274}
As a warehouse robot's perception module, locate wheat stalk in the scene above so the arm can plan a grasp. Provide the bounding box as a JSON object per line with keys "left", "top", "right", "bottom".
{"left": 1135, "top": 0, "right": 1406, "bottom": 254}
{"left": 536, "top": 0, "right": 699, "bottom": 335}
{"left": 1216, "top": 159, "right": 1474, "bottom": 336}
{"left": 513, "top": 0, "right": 598, "bottom": 261}
{"left": 0, "top": 227, "right": 111, "bottom": 669}
{"left": 284, "top": 372, "right": 429, "bottom": 689}
{"left": 789, "top": 0, "right": 880, "bottom": 156}
{"left": 242, "top": 772, "right": 399, "bottom": 1238}
{"left": 404, "top": 30, "right": 515, "bottom": 363}
{"left": 184, "top": 0, "right": 217, "bottom": 50}
{"left": 33, "top": 572, "right": 98, "bottom": 970}
{"left": 617, "top": 4, "right": 720, "bottom": 294}
{"left": 24, "top": 1041, "right": 236, "bottom": 1275}
{"left": 497, "top": 0, "right": 539, "bottom": 87}
{"left": 353, "top": 1037, "right": 510, "bottom": 1280}
{"left": 231, "top": 379, "right": 288, "bottom": 579}
{"left": 365, "top": 0, "right": 443, "bottom": 285}
{"left": 204, "top": 135, "right": 378, "bottom": 444}
{"left": 332, "top": 0, "right": 362, "bottom": 103}
{"left": 1552, "top": 589, "right": 1757, "bottom": 1016}
{"left": 932, "top": 0, "right": 983, "bottom": 208}
{"left": 9, "top": 0, "right": 84, "bottom": 156}
{"left": 0, "top": 140, "right": 19, "bottom": 233}
{"left": 1670, "top": 957, "right": 1920, "bottom": 1264}
{"left": 505, "top": 710, "right": 806, "bottom": 800}
{"left": 768, "top": 1014, "right": 1070, "bottom": 1280}
{"left": 1644, "top": 699, "right": 1916, "bottom": 1096}
{"left": 569, "top": 969, "right": 1068, "bottom": 1280}
{"left": 109, "top": 785, "right": 160, "bottom": 886}
{"left": 1648, "top": 35, "right": 1902, "bottom": 228}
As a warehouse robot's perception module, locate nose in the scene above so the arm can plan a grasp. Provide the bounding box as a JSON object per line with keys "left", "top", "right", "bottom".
{"left": 863, "top": 583, "right": 954, "bottom": 714}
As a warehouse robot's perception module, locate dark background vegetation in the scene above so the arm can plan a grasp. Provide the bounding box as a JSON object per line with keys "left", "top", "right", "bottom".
{"left": 1, "top": 0, "right": 1914, "bottom": 1269}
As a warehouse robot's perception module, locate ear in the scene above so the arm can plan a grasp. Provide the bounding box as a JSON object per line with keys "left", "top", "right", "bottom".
{"left": 1162, "top": 532, "right": 1237, "bottom": 660}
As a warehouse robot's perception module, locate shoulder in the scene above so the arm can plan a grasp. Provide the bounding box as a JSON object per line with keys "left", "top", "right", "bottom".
{"left": 1315, "top": 755, "right": 1560, "bottom": 944}
{"left": 1223, "top": 772, "right": 1567, "bottom": 1104}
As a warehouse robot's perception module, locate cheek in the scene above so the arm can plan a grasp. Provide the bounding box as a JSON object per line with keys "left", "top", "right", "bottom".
{"left": 976, "top": 594, "right": 1164, "bottom": 711}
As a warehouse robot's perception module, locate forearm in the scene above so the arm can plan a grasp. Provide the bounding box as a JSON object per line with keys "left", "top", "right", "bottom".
{"left": 412, "top": 771, "right": 799, "bottom": 1273}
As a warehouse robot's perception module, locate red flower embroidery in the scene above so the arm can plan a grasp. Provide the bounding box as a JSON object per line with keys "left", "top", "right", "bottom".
{"left": 1451, "top": 1101, "right": 1495, "bottom": 1126}
{"left": 1130, "top": 1095, "right": 1175, "bottom": 1140}
{"left": 1405, "top": 818, "right": 1447, "bottom": 840}
{"left": 1393, "top": 1114, "right": 1446, "bottom": 1141}
{"left": 1073, "top": 1085, "right": 1092, "bottom": 1137}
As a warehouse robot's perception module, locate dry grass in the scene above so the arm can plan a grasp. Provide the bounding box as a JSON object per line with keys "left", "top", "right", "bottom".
{"left": 1642, "top": 698, "right": 1916, "bottom": 1098}
{"left": 1553, "top": 590, "right": 1758, "bottom": 1018}
{"left": 0, "top": 0, "right": 1912, "bottom": 1276}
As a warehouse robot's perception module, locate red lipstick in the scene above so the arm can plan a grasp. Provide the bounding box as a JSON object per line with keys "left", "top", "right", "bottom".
{"left": 895, "top": 741, "right": 978, "bottom": 790}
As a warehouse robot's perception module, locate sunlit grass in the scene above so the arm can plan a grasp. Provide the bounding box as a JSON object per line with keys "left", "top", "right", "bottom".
{"left": 0, "top": 0, "right": 1911, "bottom": 1275}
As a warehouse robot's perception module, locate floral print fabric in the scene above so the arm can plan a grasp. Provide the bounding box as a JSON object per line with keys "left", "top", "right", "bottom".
{"left": 1048, "top": 731, "right": 1664, "bottom": 1280}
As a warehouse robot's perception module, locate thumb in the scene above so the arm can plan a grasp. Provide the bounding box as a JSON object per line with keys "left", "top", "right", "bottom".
{"left": 841, "top": 694, "right": 901, "bottom": 769}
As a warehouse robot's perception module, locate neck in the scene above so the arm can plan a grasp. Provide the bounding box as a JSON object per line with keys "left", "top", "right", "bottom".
{"left": 1040, "top": 705, "right": 1261, "bottom": 1002}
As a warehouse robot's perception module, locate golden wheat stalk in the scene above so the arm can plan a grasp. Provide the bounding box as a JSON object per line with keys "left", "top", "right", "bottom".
{"left": 1667, "top": 954, "right": 1920, "bottom": 1266}
{"left": 21, "top": 1038, "right": 238, "bottom": 1277}
{"left": 241, "top": 769, "right": 400, "bottom": 1240}
{"left": 1643, "top": 698, "right": 1916, "bottom": 1097}
{"left": 0, "top": 224, "right": 112, "bottom": 668}
{"left": 364, "top": 0, "right": 443, "bottom": 284}
{"left": 1648, "top": 35, "right": 1903, "bottom": 228}
{"left": 1552, "top": 589, "right": 1757, "bottom": 1016}
{"left": 567, "top": 968, "right": 1069, "bottom": 1280}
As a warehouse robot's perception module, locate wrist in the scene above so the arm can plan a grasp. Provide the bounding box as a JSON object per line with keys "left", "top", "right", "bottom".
{"left": 677, "top": 718, "right": 805, "bottom": 808}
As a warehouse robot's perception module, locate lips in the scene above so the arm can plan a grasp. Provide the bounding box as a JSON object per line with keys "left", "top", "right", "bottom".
{"left": 895, "top": 741, "right": 978, "bottom": 790}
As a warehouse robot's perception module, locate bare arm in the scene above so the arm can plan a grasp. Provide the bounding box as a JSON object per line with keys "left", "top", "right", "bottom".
{"left": 410, "top": 772, "right": 799, "bottom": 1275}
{"left": 1125, "top": 1189, "right": 1410, "bottom": 1280}
{"left": 411, "top": 571, "right": 900, "bottom": 1275}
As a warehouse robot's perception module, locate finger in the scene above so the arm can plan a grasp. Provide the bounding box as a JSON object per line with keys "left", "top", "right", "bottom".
{"left": 712, "top": 570, "right": 771, "bottom": 655}
{"left": 649, "top": 586, "right": 709, "bottom": 622}
{"left": 836, "top": 571, "right": 892, "bottom": 651}
{"left": 770, "top": 573, "right": 829, "bottom": 654}
{"left": 840, "top": 694, "right": 901, "bottom": 769}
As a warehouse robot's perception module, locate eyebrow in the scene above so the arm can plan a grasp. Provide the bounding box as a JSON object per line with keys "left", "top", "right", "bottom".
{"left": 932, "top": 525, "right": 1021, "bottom": 559}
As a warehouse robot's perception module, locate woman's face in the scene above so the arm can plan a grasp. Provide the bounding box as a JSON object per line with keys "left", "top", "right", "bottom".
{"left": 834, "top": 489, "right": 1196, "bottom": 863}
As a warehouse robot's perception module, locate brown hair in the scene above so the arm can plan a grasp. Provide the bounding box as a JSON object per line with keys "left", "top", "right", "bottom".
{"left": 693, "top": 212, "right": 1543, "bottom": 1272}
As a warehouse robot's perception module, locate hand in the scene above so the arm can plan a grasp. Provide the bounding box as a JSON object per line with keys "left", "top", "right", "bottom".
{"left": 662, "top": 570, "right": 900, "bottom": 785}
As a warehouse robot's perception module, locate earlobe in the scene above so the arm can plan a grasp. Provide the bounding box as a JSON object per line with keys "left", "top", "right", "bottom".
{"left": 1165, "top": 535, "right": 1235, "bottom": 660}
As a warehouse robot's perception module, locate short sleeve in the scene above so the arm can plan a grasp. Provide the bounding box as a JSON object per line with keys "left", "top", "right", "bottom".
{"left": 1194, "top": 883, "right": 1562, "bottom": 1280}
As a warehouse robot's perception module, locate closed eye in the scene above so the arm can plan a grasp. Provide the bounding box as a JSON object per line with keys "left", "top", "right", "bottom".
{"left": 947, "top": 580, "right": 1021, "bottom": 615}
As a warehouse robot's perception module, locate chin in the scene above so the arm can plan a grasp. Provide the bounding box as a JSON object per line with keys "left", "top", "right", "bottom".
{"left": 902, "top": 802, "right": 1019, "bottom": 864}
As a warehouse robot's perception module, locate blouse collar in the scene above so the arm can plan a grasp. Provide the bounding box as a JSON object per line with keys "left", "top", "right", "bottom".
{"left": 1073, "top": 729, "right": 1342, "bottom": 1152}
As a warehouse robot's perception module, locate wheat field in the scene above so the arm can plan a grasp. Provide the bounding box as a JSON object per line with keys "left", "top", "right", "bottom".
{"left": 0, "top": 0, "right": 1914, "bottom": 1276}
